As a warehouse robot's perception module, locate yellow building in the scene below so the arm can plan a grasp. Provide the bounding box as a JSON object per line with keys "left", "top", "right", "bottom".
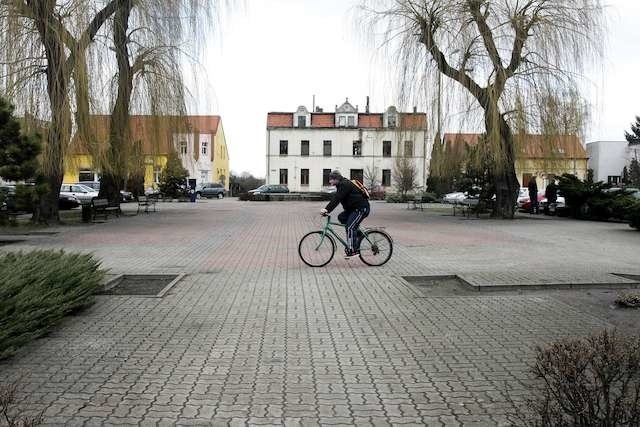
{"left": 442, "top": 133, "right": 589, "bottom": 189}
{"left": 64, "top": 115, "right": 230, "bottom": 190}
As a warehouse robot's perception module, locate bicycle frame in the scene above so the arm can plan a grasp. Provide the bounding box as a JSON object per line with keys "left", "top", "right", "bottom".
{"left": 316, "top": 215, "right": 371, "bottom": 250}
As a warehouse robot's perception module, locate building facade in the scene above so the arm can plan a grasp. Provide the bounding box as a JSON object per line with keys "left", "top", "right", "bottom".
{"left": 266, "top": 100, "right": 428, "bottom": 192}
{"left": 587, "top": 140, "right": 640, "bottom": 184}
{"left": 442, "top": 133, "right": 589, "bottom": 190}
{"left": 64, "top": 115, "right": 230, "bottom": 191}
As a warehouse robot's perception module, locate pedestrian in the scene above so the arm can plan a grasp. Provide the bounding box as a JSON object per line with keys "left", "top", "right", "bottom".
{"left": 528, "top": 178, "right": 539, "bottom": 214}
{"left": 544, "top": 179, "right": 558, "bottom": 215}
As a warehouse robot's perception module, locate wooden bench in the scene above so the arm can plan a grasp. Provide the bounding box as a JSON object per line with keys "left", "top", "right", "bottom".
{"left": 91, "top": 198, "right": 120, "bottom": 221}
{"left": 454, "top": 198, "right": 493, "bottom": 218}
{"left": 407, "top": 195, "right": 424, "bottom": 211}
{"left": 137, "top": 195, "right": 157, "bottom": 214}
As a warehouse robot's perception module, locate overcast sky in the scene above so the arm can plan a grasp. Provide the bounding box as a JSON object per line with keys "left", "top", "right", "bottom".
{"left": 201, "top": 0, "right": 640, "bottom": 177}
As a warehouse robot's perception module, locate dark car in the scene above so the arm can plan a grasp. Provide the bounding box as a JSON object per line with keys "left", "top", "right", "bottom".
{"left": 1, "top": 185, "right": 79, "bottom": 211}
{"left": 248, "top": 184, "right": 289, "bottom": 194}
{"left": 197, "top": 182, "right": 225, "bottom": 199}
{"left": 58, "top": 193, "right": 80, "bottom": 210}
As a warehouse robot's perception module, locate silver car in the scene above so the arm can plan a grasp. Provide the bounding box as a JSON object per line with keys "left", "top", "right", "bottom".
{"left": 60, "top": 184, "right": 99, "bottom": 204}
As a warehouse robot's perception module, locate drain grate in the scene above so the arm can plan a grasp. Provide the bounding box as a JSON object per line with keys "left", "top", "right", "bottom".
{"left": 99, "top": 274, "right": 184, "bottom": 297}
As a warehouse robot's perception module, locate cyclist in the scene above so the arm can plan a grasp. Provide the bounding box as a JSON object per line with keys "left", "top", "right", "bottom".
{"left": 320, "top": 170, "right": 370, "bottom": 259}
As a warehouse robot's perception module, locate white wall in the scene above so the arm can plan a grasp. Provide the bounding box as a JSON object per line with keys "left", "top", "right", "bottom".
{"left": 587, "top": 141, "right": 628, "bottom": 182}
{"left": 266, "top": 127, "right": 428, "bottom": 192}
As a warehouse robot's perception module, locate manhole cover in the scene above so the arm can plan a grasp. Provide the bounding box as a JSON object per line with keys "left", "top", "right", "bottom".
{"left": 403, "top": 275, "right": 474, "bottom": 296}
{"left": 99, "top": 274, "right": 183, "bottom": 297}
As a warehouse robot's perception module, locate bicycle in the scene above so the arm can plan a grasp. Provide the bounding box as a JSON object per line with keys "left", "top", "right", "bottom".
{"left": 298, "top": 214, "right": 393, "bottom": 267}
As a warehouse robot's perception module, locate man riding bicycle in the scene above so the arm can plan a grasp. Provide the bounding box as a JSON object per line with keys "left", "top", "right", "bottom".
{"left": 320, "top": 170, "right": 370, "bottom": 259}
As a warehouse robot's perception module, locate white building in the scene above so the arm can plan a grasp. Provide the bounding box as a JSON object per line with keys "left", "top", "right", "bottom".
{"left": 266, "top": 99, "right": 429, "bottom": 192}
{"left": 586, "top": 140, "right": 640, "bottom": 184}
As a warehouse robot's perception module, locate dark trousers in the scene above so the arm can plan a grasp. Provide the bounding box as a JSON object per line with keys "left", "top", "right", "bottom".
{"left": 338, "top": 207, "right": 370, "bottom": 252}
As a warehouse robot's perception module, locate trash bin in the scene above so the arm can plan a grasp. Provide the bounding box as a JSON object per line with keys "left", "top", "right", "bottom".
{"left": 189, "top": 189, "right": 197, "bottom": 203}
{"left": 81, "top": 203, "right": 92, "bottom": 222}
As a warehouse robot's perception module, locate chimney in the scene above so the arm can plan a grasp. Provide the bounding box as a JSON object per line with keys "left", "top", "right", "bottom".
{"left": 312, "top": 95, "right": 315, "bottom": 113}
{"left": 366, "top": 96, "right": 370, "bottom": 113}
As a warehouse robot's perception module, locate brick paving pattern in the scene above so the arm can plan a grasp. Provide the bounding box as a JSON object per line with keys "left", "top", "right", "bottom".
{"left": 0, "top": 200, "right": 639, "bottom": 426}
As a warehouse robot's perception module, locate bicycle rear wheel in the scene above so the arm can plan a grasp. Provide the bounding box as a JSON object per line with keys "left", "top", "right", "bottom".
{"left": 299, "top": 231, "right": 336, "bottom": 267}
{"left": 359, "top": 230, "right": 393, "bottom": 266}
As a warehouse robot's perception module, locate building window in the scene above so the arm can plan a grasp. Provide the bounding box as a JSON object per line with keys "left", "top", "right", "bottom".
{"left": 201, "top": 141, "right": 208, "bottom": 155}
{"left": 280, "top": 169, "right": 288, "bottom": 185}
{"left": 78, "top": 170, "right": 96, "bottom": 182}
{"left": 352, "top": 140, "right": 362, "bottom": 156}
{"left": 382, "top": 169, "right": 391, "bottom": 187}
{"left": 154, "top": 168, "right": 162, "bottom": 183}
{"left": 388, "top": 114, "right": 397, "bottom": 128}
{"left": 201, "top": 170, "right": 208, "bottom": 181}
{"left": 608, "top": 176, "right": 621, "bottom": 184}
{"left": 301, "top": 169, "right": 309, "bottom": 186}
{"left": 404, "top": 140, "right": 413, "bottom": 157}
{"left": 350, "top": 169, "right": 364, "bottom": 182}
{"left": 179, "top": 140, "right": 187, "bottom": 155}
{"left": 383, "top": 141, "right": 391, "bottom": 157}
{"left": 301, "top": 140, "right": 309, "bottom": 156}
{"left": 323, "top": 169, "right": 331, "bottom": 186}
{"left": 298, "top": 116, "right": 306, "bottom": 127}
{"left": 338, "top": 116, "right": 345, "bottom": 127}
{"left": 522, "top": 173, "right": 534, "bottom": 186}
{"left": 348, "top": 116, "right": 355, "bottom": 127}
{"left": 279, "top": 140, "right": 288, "bottom": 156}
{"left": 323, "top": 140, "right": 332, "bottom": 156}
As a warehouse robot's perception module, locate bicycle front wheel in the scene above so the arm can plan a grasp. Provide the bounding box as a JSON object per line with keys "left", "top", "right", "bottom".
{"left": 359, "top": 230, "right": 393, "bottom": 266}
{"left": 299, "top": 231, "right": 336, "bottom": 267}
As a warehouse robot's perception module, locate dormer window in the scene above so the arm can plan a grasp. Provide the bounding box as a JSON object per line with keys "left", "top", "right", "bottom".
{"left": 339, "top": 116, "right": 346, "bottom": 127}
{"left": 179, "top": 141, "right": 187, "bottom": 155}
{"left": 297, "top": 116, "right": 306, "bottom": 127}
{"left": 348, "top": 116, "right": 355, "bottom": 127}
{"left": 388, "top": 114, "right": 397, "bottom": 128}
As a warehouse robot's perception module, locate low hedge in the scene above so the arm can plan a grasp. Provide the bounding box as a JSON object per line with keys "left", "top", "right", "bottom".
{"left": 0, "top": 250, "right": 104, "bottom": 359}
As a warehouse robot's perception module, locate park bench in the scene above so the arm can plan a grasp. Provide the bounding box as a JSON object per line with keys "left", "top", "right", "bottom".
{"left": 407, "top": 195, "right": 424, "bottom": 211}
{"left": 453, "top": 198, "right": 493, "bottom": 218}
{"left": 137, "top": 195, "right": 157, "bottom": 214}
{"left": 91, "top": 198, "right": 120, "bottom": 221}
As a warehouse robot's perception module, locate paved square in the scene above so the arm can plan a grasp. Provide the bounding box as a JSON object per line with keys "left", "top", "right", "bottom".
{"left": 1, "top": 200, "right": 638, "bottom": 426}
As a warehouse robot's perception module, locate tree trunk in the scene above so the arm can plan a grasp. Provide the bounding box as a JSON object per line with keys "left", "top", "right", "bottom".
{"left": 30, "top": 0, "right": 72, "bottom": 223}
{"left": 484, "top": 105, "right": 519, "bottom": 218}
{"left": 99, "top": 0, "right": 133, "bottom": 205}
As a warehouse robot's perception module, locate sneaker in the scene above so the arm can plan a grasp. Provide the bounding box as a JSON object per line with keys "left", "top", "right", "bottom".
{"left": 344, "top": 250, "right": 360, "bottom": 259}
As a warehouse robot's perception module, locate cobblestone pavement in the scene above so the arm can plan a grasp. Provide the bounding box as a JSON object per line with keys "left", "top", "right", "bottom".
{"left": 1, "top": 200, "right": 639, "bottom": 426}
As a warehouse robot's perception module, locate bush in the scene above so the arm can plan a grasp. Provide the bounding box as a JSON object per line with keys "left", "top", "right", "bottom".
{"left": 616, "top": 292, "right": 640, "bottom": 308}
{"left": 421, "top": 192, "right": 439, "bottom": 203}
{"left": 558, "top": 174, "right": 637, "bottom": 221}
{"left": 628, "top": 201, "right": 640, "bottom": 230}
{"left": 385, "top": 193, "right": 409, "bottom": 203}
{"left": 514, "top": 329, "right": 640, "bottom": 426}
{"left": 0, "top": 251, "right": 104, "bottom": 360}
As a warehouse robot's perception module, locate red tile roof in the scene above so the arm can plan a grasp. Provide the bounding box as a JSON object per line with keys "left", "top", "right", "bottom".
{"left": 311, "top": 113, "right": 335, "bottom": 128}
{"left": 70, "top": 115, "right": 221, "bottom": 155}
{"left": 400, "top": 113, "right": 427, "bottom": 129}
{"left": 267, "top": 113, "right": 293, "bottom": 128}
{"left": 443, "top": 133, "right": 588, "bottom": 159}
{"left": 358, "top": 114, "right": 383, "bottom": 128}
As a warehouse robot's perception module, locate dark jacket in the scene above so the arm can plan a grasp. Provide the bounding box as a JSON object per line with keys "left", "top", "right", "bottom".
{"left": 528, "top": 180, "right": 538, "bottom": 199}
{"left": 325, "top": 177, "right": 370, "bottom": 212}
{"left": 545, "top": 183, "right": 558, "bottom": 203}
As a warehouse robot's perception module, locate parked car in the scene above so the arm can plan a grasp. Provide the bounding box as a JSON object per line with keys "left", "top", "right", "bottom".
{"left": 197, "top": 182, "right": 225, "bottom": 199}
{"left": 516, "top": 187, "right": 530, "bottom": 207}
{"left": 58, "top": 193, "right": 81, "bottom": 210}
{"left": 60, "top": 184, "right": 99, "bottom": 204}
{"left": 248, "top": 184, "right": 289, "bottom": 195}
{"left": 443, "top": 192, "right": 466, "bottom": 204}
{"left": 320, "top": 186, "right": 336, "bottom": 194}
{"left": 519, "top": 193, "right": 545, "bottom": 212}
{"left": 2, "top": 184, "right": 79, "bottom": 211}
{"left": 78, "top": 181, "right": 133, "bottom": 202}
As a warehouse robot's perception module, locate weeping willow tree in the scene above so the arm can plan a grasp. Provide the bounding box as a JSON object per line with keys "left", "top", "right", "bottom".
{"left": 0, "top": 0, "right": 120, "bottom": 222}
{"left": 77, "top": 0, "right": 221, "bottom": 204}
{"left": 361, "top": 0, "right": 605, "bottom": 217}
